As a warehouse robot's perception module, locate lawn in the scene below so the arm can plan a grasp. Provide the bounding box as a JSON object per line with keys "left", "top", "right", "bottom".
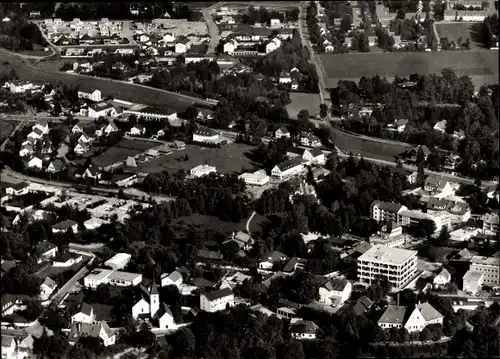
{"left": 333, "top": 128, "right": 412, "bottom": 162}
{"left": 435, "top": 22, "right": 484, "bottom": 49}
{"left": 136, "top": 142, "right": 257, "bottom": 174}
{"left": 0, "top": 49, "right": 207, "bottom": 112}
{"left": 286, "top": 92, "right": 321, "bottom": 120}
{"left": 318, "top": 50, "right": 499, "bottom": 89}
{"left": 0, "top": 121, "right": 15, "bottom": 142}
{"left": 93, "top": 147, "right": 143, "bottom": 168}
{"left": 172, "top": 214, "right": 247, "bottom": 234}
{"left": 116, "top": 138, "right": 159, "bottom": 151}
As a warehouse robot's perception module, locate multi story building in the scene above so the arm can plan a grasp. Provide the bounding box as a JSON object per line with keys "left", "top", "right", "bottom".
{"left": 238, "top": 170, "right": 270, "bottom": 186}
{"left": 470, "top": 255, "right": 500, "bottom": 288}
{"left": 271, "top": 160, "right": 304, "bottom": 181}
{"left": 482, "top": 213, "right": 499, "bottom": 236}
{"left": 200, "top": 288, "right": 234, "bottom": 312}
{"left": 357, "top": 245, "right": 418, "bottom": 289}
{"left": 369, "top": 222, "right": 406, "bottom": 248}
{"left": 371, "top": 201, "right": 408, "bottom": 223}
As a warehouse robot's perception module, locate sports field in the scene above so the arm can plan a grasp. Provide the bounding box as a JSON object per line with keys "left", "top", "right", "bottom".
{"left": 319, "top": 50, "right": 499, "bottom": 89}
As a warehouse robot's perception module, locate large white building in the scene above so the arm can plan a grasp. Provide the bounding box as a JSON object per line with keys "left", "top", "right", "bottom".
{"left": 470, "top": 255, "right": 499, "bottom": 288}
{"left": 200, "top": 288, "right": 234, "bottom": 313}
{"left": 83, "top": 268, "right": 142, "bottom": 288}
{"left": 378, "top": 302, "right": 443, "bottom": 332}
{"left": 190, "top": 165, "right": 217, "bottom": 178}
{"left": 271, "top": 160, "right": 304, "bottom": 181}
{"left": 104, "top": 253, "right": 131, "bottom": 271}
{"left": 238, "top": 170, "right": 269, "bottom": 186}
{"left": 482, "top": 213, "right": 499, "bottom": 236}
{"left": 192, "top": 126, "right": 220, "bottom": 143}
{"left": 357, "top": 245, "right": 418, "bottom": 289}
{"left": 78, "top": 88, "right": 102, "bottom": 102}
{"left": 131, "top": 281, "right": 175, "bottom": 329}
{"left": 369, "top": 222, "right": 406, "bottom": 248}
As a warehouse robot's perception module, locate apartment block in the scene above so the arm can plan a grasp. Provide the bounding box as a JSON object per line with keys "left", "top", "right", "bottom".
{"left": 470, "top": 255, "right": 500, "bottom": 288}
{"left": 357, "top": 245, "right": 418, "bottom": 289}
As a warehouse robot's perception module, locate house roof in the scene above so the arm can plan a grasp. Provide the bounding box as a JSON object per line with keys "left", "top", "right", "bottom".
{"left": 42, "top": 277, "right": 57, "bottom": 289}
{"left": 194, "top": 126, "right": 218, "bottom": 137}
{"left": 436, "top": 267, "right": 452, "bottom": 281}
{"left": 53, "top": 251, "right": 81, "bottom": 263}
{"left": 85, "top": 165, "right": 100, "bottom": 176}
{"left": 52, "top": 219, "right": 77, "bottom": 230}
{"left": 32, "top": 240, "right": 56, "bottom": 255}
{"left": 323, "top": 277, "right": 349, "bottom": 291}
{"left": 261, "top": 250, "right": 289, "bottom": 263}
{"left": 68, "top": 321, "right": 113, "bottom": 342}
{"left": 49, "top": 159, "right": 65, "bottom": 171}
{"left": 78, "top": 302, "right": 94, "bottom": 317}
{"left": 352, "top": 295, "right": 373, "bottom": 316}
{"left": 157, "top": 302, "right": 173, "bottom": 318}
{"left": 197, "top": 249, "right": 223, "bottom": 260}
{"left": 162, "top": 270, "right": 182, "bottom": 283}
{"left": 276, "top": 159, "right": 302, "bottom": 172}
{"left": 457, "top": 248, "right": 472, "bottom": 259}
{"left": 410, "top": 145, "right": 431, "bottom": 156}
{"left": 1, "top": 335, "right": 14, "bottom": 348}
{"left": 203, "top": 288, "right": 233, "bottom": 301}
{"left": 416, "top": 302, "right": 443, "bottom": 322}
{"left": 291, "top": 320, "right": 319, "bottom": 334}
{"left": 89, "top": 102, "right": 115, "bottom": 112}
{"left": 287, "top": 147, "right": 306, "bottom": 155}
{"left": 310, "top": 147, "right": 323, "bottom": 157}
{"left": 277, "top": 126, "right": 289, "bottom": 134}
{"left": 372, "top": 201, "right": 403, "bottom": 213}
{"left": 150, "top": 279, "right": 159, "bottom": 295}
{"left": 9, "top": 182, "right": 30, "bottom": 191}
{"left": 378, "top": 305, "right": 406, "bottom": 325}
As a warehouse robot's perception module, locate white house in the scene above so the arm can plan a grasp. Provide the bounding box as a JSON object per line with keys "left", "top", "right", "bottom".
{"left": 26, "top": 156, "right": 43, "bottom": 169}
{"left": 19, "top": 143, "right": 34, "bottom": 157}
{"left": 433, "top": 120, "right": 447, "bottom": 133}
{"left": 74, "top": 142, "right": 89, "bottom": 155}
{"left": 388, "top": 119, "right": 408, "bottom": 132}
{"left": 175, "top": 38, "right": 192, "bottom": 53}
{"left": 162, "top": 33, "right": 175, "bottom": 43}
{"left": 290, "top": 320, "right": 319, "bottom": 340}
{"left": 404, "top": 302, "right": 444, "bottom": 333}
{"left": 68, "top": 321, "right": 116, "bottom": 347}
{"left": 27, "top": 128, "right": 44, "bottom": 142}
{"left": 275, "top": 127, "right": 290, "bottom": 139}
{"left": 259, "top": 251, "right": 290, "bottom": 270}
{"left": 161, "top": 270, "right": 183, "bottom": 288}
{"left": 238, "top": 170, "right": 270, "bottom": 186}
{"left": 52, "top": 252, "right": 83, "bottom": 267}
{"left": 130, "top": 124, "right": 146, "bottom": 136}
{"left": 71, "top": 302, "right": 95, "bottom": 324}
{"left": 32, "top": 121, "right": 50, "bottom": 135}
{"left": 104, "top": 121, "right": 119, "bottom": 135}
{"left": 200, "top": 288, "right": 234, "bottom": 313}
{"left": 83, "top": 166, "right": 101, "bottom": 180}
{"left": 83, "top": 269, "right": 142, "bottom": 288}
{"left": 104, "top": 253, "right": 131, "bottom": 271}
{"left": 78, "top": 132, "right": 93, "bottom": 144}
{"left": 318, "top": 277, "right": 352, "bottom": 306}
{"left": 433, "top": 268, "right": 451, "bottom": 287}
{"left": 271, "top": 160, "right": 304, "bottom": 180}
{"left": 193, "top": 126, "right": 219, "bottom": 143}
{"left": 190, "top": 164, "right": 217, "bottom": 178}
{"left": 39, "top": 277, "right": 57, "bottom": 301}
{"left": 265, "top": 37, "right": 282, "bottom": 54}
{"left": 299, "top": 133, "right": 321, "bottom": 148}
{"left": 1, "top": 336, "right": 16, "bottom": 358}
{"left": 223, "top": 40, "right": 238, "bottom": 55}
{"left": 78, "top": 89, "right": 102, "bottom": 102}
{"left": 462, "top": 270, "right": 484, "bottom": 295}
{"left": 279, "top": 71, "right": 292, "bottom": 84}
{"left": 72, "top": 123, "right": 85, "bottom": 134}
{"left": 51, "top": 219, "right": 78, "bottom": 234}
{"left": 88, "top": 102, "right": 118, "bottom": 118}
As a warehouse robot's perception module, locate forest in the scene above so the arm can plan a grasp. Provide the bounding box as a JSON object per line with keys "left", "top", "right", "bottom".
{"left": 0, "top": 14, "right": 46, "bottom": 51}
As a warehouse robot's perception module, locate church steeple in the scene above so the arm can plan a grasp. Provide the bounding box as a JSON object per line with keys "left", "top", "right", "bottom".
{"left": 150, "top": 278, "right": 160, "bottom": 317}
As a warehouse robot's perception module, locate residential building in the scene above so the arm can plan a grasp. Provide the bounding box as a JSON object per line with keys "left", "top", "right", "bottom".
{"left": 32, "top": 121, "right": 49, "bottom": 135}
{"left": 223, "top": 231, "right": 254, "bottom": 251}
{"left": 161, "top": 270, "right": 183, "bottom": 288}
{"left": 71, "top": 302, "right": 95, "bottom": 324}
{"left": 407, "top": 145, "right": 431, "bottom": 161}
{"left": 275, "top": 126, "right": 290, "bottom": 139}
{"left": 318, "top": 277, "right": 352, "bottom": 306}
{"left": 271, "top": 160, "right": 304, "bottom": 181}
{"left": 175, "top": 38, "right": 192, "bottom": 53}
{"left": 450, "top": 227, "right": 482, "bottom": 242}
{"left": 83, "top": 268, "right": 142, "bottom": 288}
{"left": 68, "top": 321, "right": 116, "bottom": 346}
{"left": 369, "top": 221, "right": 406, "bottom": 248}
{"left": 1, "top": 294, "right": 31, "bottom": 316}
{"left": 353, "top": 295, "right": 374, "bottom": 316}
{"left": 190, "top": 164, "right": 217, "bottom": 177}
{"left": 72, "top": 123, "right": 85, "bottom": 134}
{"left": 104, "top": 121, "right": 118, "bottom": 135}
{"left": 424, "top": 177, "right": 457, "bottom": 196}
{"left": 39, "top": 277, "right": 57, "bottom": 300}
{"left": 74, "top": 142, "right": 90, "bottom": 155}
{"left": 88, "top": 102, "right": 118, "bottom": 118}
{"left": 290, "top": 320, "right": 319, "bottom": 340}
{"left": 51, "top": 219, "right": 78, "bottom": 234}
{"left": 462, "top": 270, "right": 484, "bottom": 294}
{"left": 47, "top": 159, "right": 65, "bottom": 173}
{"left": 52, "top": 252, "right": 83, "bottom": 267}
{"left": 19, "top": 143, "right": 34, "bottom": 157}
{"left": 1, "top": 335, "right": 16, "bottom": 358}
{"left": 279, "top": 71, "right": 292, "bottom": 84}
{"left": 378, "top": 305, "right": 406, "bottom": 329}
{"left": 259, "top": 251, "right": 290, "bottom": 270}
{"left": 83, "top": 166, "right": 101, "bottom": 180}
{"left": 200, "top": 288, "right": 234, "bottom": 313}
{"left": 371, "top": 201, "right": 408, "bottom": 223}
{"left": 104, "top": 253, "right": 131, "bottom": 271}
{"left": 470, "top": 255, "right": 499, "bottom": 287}
{"left": 25, "top": 156, "right": 43, "bottom": 169}
{"left": 357, "top": 245, "right": 418, "bottom": 289}
{"left": 404, "top": 302, "right": 444, "bottom": 333}
{"left": 193, "top": 126, "right": 220, "bottom": 143}
{"left": 238, "top": 170, "right": 270, "bottom": 186}
{"left": 387, "top": 118, "right": 408, "bottom": 132}
{"left": 30, "top": 240, "right": 58, "bottom": 263}
{"left": 299, "top": 133, "right": 321, "bottom": 148}
{"left": 265, "top": 37, "right": 282, "bottom": 54}
{"left": 433, "top": 120, "right": 447, "bottom": 133}
{"left": 223, "top": 39, "right": 238, "bottom": 54}
{"left": 5, "top": 182, "right": 30, "bottom": 196}
{"left": 77, "top": 89, "right": 102, "bottom": 102}
{"left": 124, "top": 105, "right": 177, "bottom": 122}
{"left": 433, "top": 268, "right": 452, "bottom": 287}
{"left": 482, "top": 213, "right": 499, "bottom": 236}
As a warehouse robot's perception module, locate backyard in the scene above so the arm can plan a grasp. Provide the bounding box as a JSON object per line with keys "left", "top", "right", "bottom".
{"left": 286, "top": 92, "right": 321, "bottom": 120}
{"left": 136, "top": 142, "right": 257, "bottom": 174}
{"left": 435, "top": 22, "right": 484, "bottom": 49}
{"left": 319, "top": 50, "right": 499, "bottom": 89}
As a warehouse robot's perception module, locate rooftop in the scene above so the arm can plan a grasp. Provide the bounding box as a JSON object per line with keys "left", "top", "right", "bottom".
{"left": 358, "top": 245, "right": 417, "bottom": 265}
{"left": 463, "top": 270, "right": 484, "bottom": 281}
{"left": 471, "top": 256, "right": 499, "bottom": 266}
{"left": 378, "top": 305, "right": 406, "bottom": 324}
{"left": 203, "top": 287, "right": 233, "bottom": 301}
{"left": 51, "top": 219, "right": 78, "bottom": 230}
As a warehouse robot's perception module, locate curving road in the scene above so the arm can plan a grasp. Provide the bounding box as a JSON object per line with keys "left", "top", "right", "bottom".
{"left": 0, "top": 49, "right": 217, "bottom": 112}
{"left": 203, "top": 4, "right": 222, "bottom": 55}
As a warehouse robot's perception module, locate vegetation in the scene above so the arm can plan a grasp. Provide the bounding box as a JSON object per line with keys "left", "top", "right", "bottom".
{"left": 0, "top": 14, "right": 46, "bottom": 51}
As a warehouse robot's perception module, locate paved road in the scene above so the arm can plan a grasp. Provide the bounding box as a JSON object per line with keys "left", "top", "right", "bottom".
{"left": 50, "top": 264, "right": 90, "bottom": 305}
{"left": 246, "top": 211, "right": 256, "bottom": 234}
{"left": 0, "top": 120, "right": 24, "bottom": 151}
{"left": 298, "top": 1, "right": 328, "bottom": 105}
{"left": 1, "top": 113, "right": 97, "bottom": 123}
{"left": 203, "top": 4, "right": 221, "bottom": 55}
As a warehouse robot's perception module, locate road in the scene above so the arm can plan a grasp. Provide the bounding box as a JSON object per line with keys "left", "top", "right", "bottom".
{"left": 298, "top": 1, "right": 329, "bottom": 105}
{"left": 0, "top": 120, "right": 24, "bottom": 151}
{"left": 50, "top": 264, "right": 90, "bottom": 306}
{"left": 0, "top": 49, "right": 217, "bottom": 112}
{"left": 203, "top": 4, "right": 221, "bottom": 55}
{"left": 246, "top": 211, "right": 256, "bottom": 234}
{"left": 1, "top": 113, "right": 98, "bottom": 123}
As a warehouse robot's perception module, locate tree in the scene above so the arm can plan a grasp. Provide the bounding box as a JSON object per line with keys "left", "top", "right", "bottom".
{"left": 438, "top": 226, "right": 450, "bottom": 244}
{"left": 297, "top": 109, "right": 311, "bottom": 133}
{"left": 53, "top": 101, "right": 62, "bottom": 115}
{"left": 416, "top": 146, "right": 426, "bottom": 186}
{"left": 320, "top": 103, "right": 328, "bottom": 118}
{"left": 420, "top": 327, "right": 432, "bottom": 341}
{"left": 423, "top": 243, "right": 438, "bottom": 262}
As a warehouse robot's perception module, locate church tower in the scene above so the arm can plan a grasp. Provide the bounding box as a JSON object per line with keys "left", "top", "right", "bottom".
{"left": 150, "top": 279, "right": 160, "bottom": 317}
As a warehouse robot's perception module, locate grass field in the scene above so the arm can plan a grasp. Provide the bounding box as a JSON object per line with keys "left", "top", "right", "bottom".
{"left": 172, "top": 214, "right": 247, "bottom": 234}
{"left": 319, "top": 50, "right": 499, "bottom": 89}
{"left": 93, "top": 139, "right": 158, "bottom": 167}
{"left": 0, "top": 121, "right": 15, "bottom": 142}
{"left": 0, "top": 50, "right": 206, "bottom": 112}
{"left": 136, "top": 142, "right": 256, "bottom": 174}
{"left": 333, "top": 128, "right": 412, "bottom": 162}
{"left": 286, "top": 92, "right": 321, "bottom": 119}
{"left": 435, "top": 22, "right": 483, "bottom": 49}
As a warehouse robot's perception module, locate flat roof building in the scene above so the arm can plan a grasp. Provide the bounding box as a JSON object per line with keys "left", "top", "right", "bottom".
{"left": 357, "top": 245, "right": 418, "bottom": 289}
{"left": 104, "top": 253, "right": 132, "bottom": 271}
{"left": 83, "top": 268, "right": 142, "bottom": 288}
{"left": 470, "top": 255, "right": 500, "bottom": 288}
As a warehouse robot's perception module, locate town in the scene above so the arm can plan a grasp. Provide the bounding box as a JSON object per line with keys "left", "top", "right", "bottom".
{"left": 0, "top": 1, "right": 499, "bottom": 359}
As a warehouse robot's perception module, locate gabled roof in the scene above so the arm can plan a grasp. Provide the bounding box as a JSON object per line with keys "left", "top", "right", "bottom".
{"left": 310, "top": 148, "right": 323, "bottom": 157}
{"left": 9, "top": 182, "right": 30, "bottom": 191}
{"left": 68, "top": 321, "right": 113, "bottom": 342}
{"left": 352, "top": 295, "right": 373, "bottom": 316}
{"left": 277, "top": 126, "right": 289, "bottom": 134}
{"left": 275, "top": 159, "right": 302, "bottom": 172}
{"left": 261, "top": 250, "right": 289, "bottom": 263}
{"left": 287, "top": 146, "right": 306, "bottom": 155}
{"left": 52, "top": 219, "right": 77, "bottom": 230}
{"left": 32, "top": 240, "right": 57, "bottom": 255}
{"left": 291, "top": 320, "right": 319, "bottom": 334}
{"left": 78, "top": 302, "right": 94, "bottom": 317}
{"left": 49, "top": 159, "right": 65, "bottom": 171}
{"left": 416, "top": 302, "right": 443, "bottom": 322}
{"left": 323, "top": 277, "right": 349, "bottom": 291}
{"left": 162, "top": 270, "right": 182, "bottom": 283}
{"left": 85, "top": 165, "right": 100, "bottom": 176}
{"left": 156, "top": 302, "right": 173, "bottom": 318}
{"left": 378, "top": 305, "right": 406, "bottom": 325}
{"left": 436, "top": 268, "right": 451, "bottom": 282}
{"left": 372, "top": 201, "right": 403, "bottom": 213}
{"left": 150, "top": 279, "right": 159, "bottom": 295}
{"left": 203, "top": 288, "right": 233, "bottom": 301}
{"left": 42, "top": 277, "right": 57, "bottom": 289}
{"left": 194, "top": 126, "right": 218, "bottom": 137}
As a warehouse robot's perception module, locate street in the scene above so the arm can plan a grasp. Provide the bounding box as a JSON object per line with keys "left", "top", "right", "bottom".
{"left": 203, "top": 4, "right": 222, "bottom": 55}
{"left": 50, "top": 265, "right": 90, "bottom": 306}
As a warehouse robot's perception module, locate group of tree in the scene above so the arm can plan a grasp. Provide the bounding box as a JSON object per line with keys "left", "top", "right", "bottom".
{"left": 482, "top": 13, "right": 499, "bottom": 49}
{"left": 331, "top": 70, "right": 499, "bottom": 180}
{"left": 0, "top": 14, "right": 46, "bottom": 51}
{"left": 241, "top": 6, "right": 299, "bottom": 26}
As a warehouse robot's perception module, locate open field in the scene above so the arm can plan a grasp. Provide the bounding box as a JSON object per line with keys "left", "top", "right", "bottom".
{"left": 286, "top": 92, "right": 321, "bottom": 119}
{"left": 0, "top": 121, "right": 15, "bottom": 142}
{"left": 172, "top": 214, "right": 247, "bottom": 234}
{"left": 115, "top": 138, "right": 159, "bottom": 151}
{"left": 319, "top": 50, "right": 499, "bottom": 89}
{"left": 152, "top": 19, "right": 208, "bottom": 37}
{"left": 0, "top": 49, "right": 210, "bottom": 112}
{"left": 333, "top": 128, "right": 412, "bottom": 162}
{"left": 136, "top": 142, "right": 256, "bottom": 174}
{"left": 435, "top": 22, "right": 484, "bottom": 49}
{"left": 93, "top": 139, "right": 158, "bottom": 167}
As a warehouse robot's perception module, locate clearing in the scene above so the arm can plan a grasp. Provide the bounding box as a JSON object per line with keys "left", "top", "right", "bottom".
{"left": 136, "top": 142, "right": 256, "bottom": 174}
{"left": 318, "top": 50, "right": 499, "bottom": 89}
{"left": 435, "top": 22, "right": 484, "bottom": 49}
{"left": 333, "top": 128, "right": 412, "bottom": 162}
{"left": 0, "top": 50, "right": 208, "bottom": 112}
{"left": 286, "top": 92, "right": 321, "bottom": 120}
{"left": 172, "top": 214, "right": 247, "bottom": 234}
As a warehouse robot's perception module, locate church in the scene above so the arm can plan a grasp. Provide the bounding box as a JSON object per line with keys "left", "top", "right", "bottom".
{"left": 131, "top": 280, "right": 175, "bottom": 329}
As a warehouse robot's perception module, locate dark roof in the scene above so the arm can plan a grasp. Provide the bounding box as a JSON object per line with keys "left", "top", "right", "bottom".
{"left": 150, "top": 279, "right": 159, "bottom": 295}
{"left": 1, "top": 260, "right": 17, "bottom": 274}
{"left": 378, "top": 305, "right": 406, "bottom": 325}
{"left": 177, "top": 266, "right": 190, "bottom": 275}
{"left": 78, "top": 302, "right": 93, "bottom": 317}
{"left": 52, "top": 219, "right": 78, "bottom": 230}
{"left": 277, "top": 126, "right": 289, "bottom": 134}
{"left": 85, "top": 165, "right": 100, "bottom": 176}
{"left": 287, "top": 147, "right": 306, "bottom": 155}
{"left": 9, "top": 182, "right": 30, "bottom": 191}
{"left": 323, "top": 278, "right": 349, "bottom": 291}
{"left": 291, "top": 320, "right": 318, "bottom": 334}
{"left": 276, "top": 159, "right": 302, "bottom": 172}
{"left": 157, "top": 302, "right": 173, "bottom": 318}
{"left": 310, "top": 147, "right": 323, "bottom": 157}
{"left": 53, "top": 251, "right": 81, "bottom": 263}
{"left": 372, "top": 201, "right": 403, "bottom": 213}
{"left": 49, "top": 159, "right": 65, "bottom": 171}
{"left": 89, "top": 102, "right": 115, "bottom": 112}
{"left": 197, "top": 249, "right": 223, "bottom": 260}
{"left": 140, "top": 105, "right": 176, "bottom": 116}
{"left": 353, "top": 295, "right": 373, "bottom": 316}
{"left": 194, "top": 126, "right": 218, "bottom": 137}
{"left": 32, "top": 240, "right": 57, "bottom": 255}
{"left": 203, "top": 288, "right": 233, "bottom": 301}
